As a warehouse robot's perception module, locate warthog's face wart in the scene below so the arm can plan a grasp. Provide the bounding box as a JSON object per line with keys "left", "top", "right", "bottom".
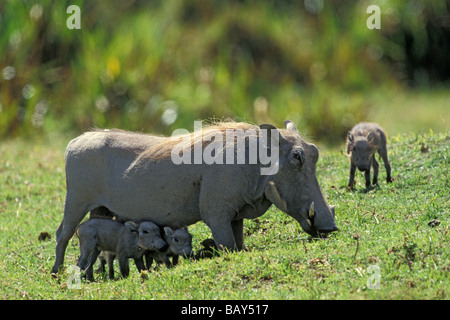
{"left": 264, "top": 121, "right": 338, "bottom": 237}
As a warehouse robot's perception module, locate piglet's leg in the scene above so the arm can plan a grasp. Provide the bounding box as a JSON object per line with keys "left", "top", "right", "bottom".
{"left": 378, "top": 131, "right": 392, "bottom": 183}
{"left": 172, "top": 255, "right": 179, "bottom": 266}
{"left": 144, "top": 253, "right": 154, "bottom": 270}
{"left": 378, "top": 147, "right": 392, "bottom": 183}
{"left": 118, "top": 255, "right": 130, "bottom": 278}
{"left": 134, "top": 257, "right": 146, "bottom": 273}
{"left": 348, "top": 163, "right": 356, "bottom": 189}
{"left": 364, "top": 167, "right": 371, "bottom": 189}
{"left": 372, "top": 155, "right": 379, "bottom": 185}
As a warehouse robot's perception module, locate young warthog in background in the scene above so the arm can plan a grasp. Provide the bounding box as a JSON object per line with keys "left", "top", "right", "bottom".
{"left": 347, "top": 122, "right": 392, "bottom": 189}
{"left": 143, "top": 227, "right": 193, "bottom": 269}
{"left": 77, "top": 218, "right": 167, "bottom": 281}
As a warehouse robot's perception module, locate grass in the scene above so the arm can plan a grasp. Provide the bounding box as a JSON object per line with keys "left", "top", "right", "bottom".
{"left": 0, "top": 130, "right": 448, "bottom": 300}
{"left": 367, "top": 89, "right": 450, "bottom": 136}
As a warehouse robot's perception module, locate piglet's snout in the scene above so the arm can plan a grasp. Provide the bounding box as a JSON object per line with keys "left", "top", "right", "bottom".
{"left": 155, "top": 240, "right": 169, "bottom": 252}
{"left": 138, "top": 237, "right": 167, "bottom": 251}
{"left": 357, "top": 165, "right": 370, "bottom": 172}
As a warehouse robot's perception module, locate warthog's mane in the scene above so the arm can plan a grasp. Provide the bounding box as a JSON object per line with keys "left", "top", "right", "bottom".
{"left": 90, "top": 127, "right": 165, "bottom": 138}
{"left": 138, "top": 122, "right": 257, "bottom": 161}
{"left": 136, "top": 121, "right": 298, "bottom": 162}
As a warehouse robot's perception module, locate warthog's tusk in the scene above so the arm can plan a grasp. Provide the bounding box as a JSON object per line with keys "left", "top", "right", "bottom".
{"left": 266, "top": 181, "right": 288, "bottom": 212}
{"left": 306, "top": 218, "right": 312, "bottom": 227}
{"left": 331, "top": 205, "right": 336, "bottom": 217}
{"left": 309, "top": 201, "right": 315, "bottom": 219}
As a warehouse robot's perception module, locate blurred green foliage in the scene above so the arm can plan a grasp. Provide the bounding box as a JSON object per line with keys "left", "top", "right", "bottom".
{"left": 1, "top": 0, "right": 449, "bottom": 143}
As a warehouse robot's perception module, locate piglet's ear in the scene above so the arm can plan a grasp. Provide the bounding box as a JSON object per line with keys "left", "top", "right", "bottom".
{"left": 347, "top": 132, "right": 354, "bottom": 143}
{"left": 164, "top": 227, "right": 174, "bottom": 237}
{"left": 124, "top": 221, "right": 138, "bottom": 232}
{"left": 347, "top": 132, "right": 354, "bottom": 154}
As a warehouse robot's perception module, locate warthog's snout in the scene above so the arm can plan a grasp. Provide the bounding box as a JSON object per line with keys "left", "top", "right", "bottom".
{"left": 317, "top": 226, "right": 339, "bottom": 233}
{"left": 357, "top": 165, "right": 370, "bottom": 172}
{"left": 307, "top": 224, "right": 339, "bottom": 237}
{"left": 306, "top": 202, "right": 338, "bottom": 236}
{"left": 158, "top": 243, "right": 169, "bottom": 252}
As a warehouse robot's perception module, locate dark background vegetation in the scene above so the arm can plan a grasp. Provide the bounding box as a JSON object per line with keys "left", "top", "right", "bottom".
{"left": 1, "top": 0, "right": 449, "bottom": 144}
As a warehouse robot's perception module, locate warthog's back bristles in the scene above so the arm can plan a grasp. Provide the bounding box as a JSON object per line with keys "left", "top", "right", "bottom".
{"left": 139, "top": 121, "right": 261, "bottom": 161}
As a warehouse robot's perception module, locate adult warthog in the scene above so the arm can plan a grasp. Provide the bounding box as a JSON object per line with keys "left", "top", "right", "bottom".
{"left": 51, "top": 121, "right": 337, "bottom": 274}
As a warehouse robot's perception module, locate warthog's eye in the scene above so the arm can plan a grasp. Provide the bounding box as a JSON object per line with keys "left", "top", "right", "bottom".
{"left": 173, "top": 237, "right": 179, "bottom": 243}
{"left": 143, "top": 230, "right": 149, "bottom": 234}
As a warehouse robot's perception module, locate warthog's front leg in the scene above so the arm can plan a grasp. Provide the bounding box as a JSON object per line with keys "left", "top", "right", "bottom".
{"left": 133, "top": 257, "right": 146, "bottom": 273}
{"left": 144, "top": 253, "right": 154, "bottom": 270}
{"left": 348, "top": 163, "right": 356, "bottom": 189}
{"left": 210, "top": 224, "right": 238, "bottom": 251}
{"left": 231, "top": 219, "right": 244, "bottom": 251}
{"left": 161, "top": 255, "right": 173, "bottom": 269}
{"left": 118, "top": 255, "right": 130, "bottom": 278}
{"left": 378, "top": 146, "right": 392, "bottom": 183}
{"left": 171, "top": 255, "right": 179, "bottom": 266}
{"left": 106, "top": 252, "right": 116, "bottom": 279}
{"left": 372, "top": 155, "right": 379, "bottom": 185}
{"left": 364, "top": 168, "right": 371, "bottom": 189}
{"left": 202, "top": 213, "right": 238, "bottom": 251}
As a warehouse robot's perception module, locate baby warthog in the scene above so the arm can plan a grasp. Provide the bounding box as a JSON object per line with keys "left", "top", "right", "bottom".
{"left": 142, "top": 227, "right": 193, "bottom": 269}
{"left": 346, "top": 122, "right": 392, "bottom": 189}
{"left": 77, "top": 218, "right": 166, "bottom": 281}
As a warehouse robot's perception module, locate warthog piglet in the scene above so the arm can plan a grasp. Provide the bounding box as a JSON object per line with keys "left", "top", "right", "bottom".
{"left": 347, "top": 122, "right": 392, "bottom": 189}
{"left": 142, "top": 226, "right": 193, "bottom": 269}
{"left": 77, "top": 218, "right": 166, "bottom": 281}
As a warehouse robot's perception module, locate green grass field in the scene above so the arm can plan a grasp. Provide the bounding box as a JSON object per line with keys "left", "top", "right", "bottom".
{"left": 0, "top": 130, "right": 448, "bottom": 300}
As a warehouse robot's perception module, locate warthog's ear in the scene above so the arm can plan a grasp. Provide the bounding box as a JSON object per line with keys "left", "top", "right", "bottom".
{"left": 347, "top": 132, "right": 354, "bottom": 154}
{"left": 367, "top": 132, "right": 378, "bottom": 151}
{"left": 283, "top": 120, "right": 299, "bottom": 133}
{"left": 347, "top": 131, "right": 354, "bottom": 143}
{"left": 164, "top": 227, "right": 174, "bottom": 237}
{"left": 124, "top": 221, "right": 138, "bottom": 232}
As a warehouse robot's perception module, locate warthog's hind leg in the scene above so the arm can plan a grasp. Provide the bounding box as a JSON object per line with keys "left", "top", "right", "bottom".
{"left": 51, "top": 196, "right": 90, "bottom": 274}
